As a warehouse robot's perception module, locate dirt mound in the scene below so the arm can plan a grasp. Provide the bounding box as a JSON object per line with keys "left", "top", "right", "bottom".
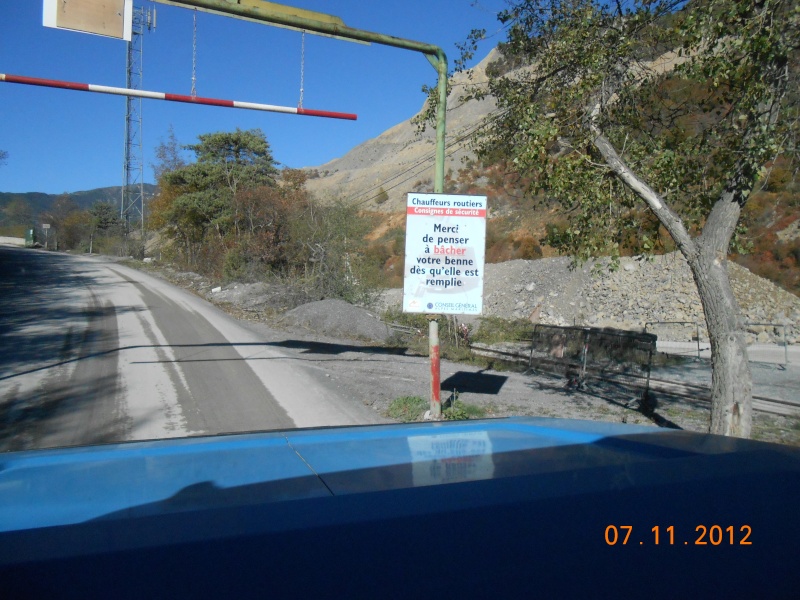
{"left": 211, "top": 281, "right": 306, "bottom": 313}
{"left": 280, "top": 299, "right": 391, "bottom": 343}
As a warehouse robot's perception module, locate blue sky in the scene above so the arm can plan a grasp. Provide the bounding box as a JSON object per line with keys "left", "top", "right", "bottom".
{"left": 0, "top": 1, "right": 504, "bottom": 194}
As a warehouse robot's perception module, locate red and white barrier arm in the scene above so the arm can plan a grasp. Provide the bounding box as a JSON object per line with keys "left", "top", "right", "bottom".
{"left": 0, "top": 73, "right": 357, "bottom": 121}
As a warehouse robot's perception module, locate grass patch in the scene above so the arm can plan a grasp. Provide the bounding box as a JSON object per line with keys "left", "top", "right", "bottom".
{"left": 471, "top": 316, "right": 533, "bottom": 345}
{"left": 443, "top": 400, "right": 487, "bottom": 420}
{"left": 385, "top": 394, "right": 488, "bottom": 422}
{"left": 385, "top": 395, "right": 427, "bottom": 422}
{"left": 442, "top": 391, "right": 487, "bottom": 420}
{"left": 382, "top": 311, "right": 536, "bottom": 373}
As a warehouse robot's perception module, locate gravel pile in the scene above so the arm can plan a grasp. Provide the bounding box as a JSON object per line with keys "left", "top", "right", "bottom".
{"left": 377, "top": 253, "right": 800, "bottom": 344}
{"left": 279, "top": 299, "right": 390, "bottom": 343}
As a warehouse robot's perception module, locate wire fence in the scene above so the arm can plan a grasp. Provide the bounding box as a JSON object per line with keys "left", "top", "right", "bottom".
{"left": 527, "top": 324, "right": 657, "bottom": 403}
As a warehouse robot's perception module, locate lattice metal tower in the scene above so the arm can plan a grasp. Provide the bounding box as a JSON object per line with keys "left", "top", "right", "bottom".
{"left": 121, "top": 6, "right": 154, "bottom": 232}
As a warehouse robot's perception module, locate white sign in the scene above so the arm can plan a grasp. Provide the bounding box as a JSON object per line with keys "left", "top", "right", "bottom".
{"left": 43, "top": 0, "right": 133, "bottom": 41}
{"left": 403, "top": 193, "right": 487, "bottom": 315}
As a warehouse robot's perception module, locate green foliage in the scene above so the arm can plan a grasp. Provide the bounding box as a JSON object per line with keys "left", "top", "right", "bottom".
{"left": 153, "top": 128, "right": 280, "bottom": 273}
{"left": 151, "top": 125, "right": 187, "bottom": 183}
{"left": 34, "top": 197, "right": 125, "bottom": 255}
{"left": 471, "top": 316, "right": 533, "bottom": 345}
{"left": 2, "top": 198, "right": 34, "bottom": 227}
{"left": 222, "top": 246, "right": 249, "bottom": 281}
{"left": 412, "top": 79, "right": 452, "bottom": 136}
{"left": 464, "top": 0, "right": 798, "bottom": 264}
{"left": 734, "top": 185, "right": 800, "bottom": 294}
{"left": 382, "top": 308, "right": 430, "bottom": 331}
{"left": 443, "top": 399, "right": 486, "bottom": 421}
{"left": 89, "top": 202, "right": 121, "bottom": 233}
{"left": 286, "top": 199, "right": 379, "bottom": 305}
{"left": 87, "top": 202, "right": 124, "bottom": 254}
{"left": 172, "top": 128, "right": 279, "bottom": 194}
{"left": 150, "top": 129, "right": 382, "bottom": 304}
{"left": 459, "top": 0, "right": 799, "bottom": 436}
{"left": 41, "top": 195, "right": 84, "bottom": 250}
{"left": 385, "top": 394, "right": 485, "bottom": 422}
{"left": 385, "top": 396, "right": 428, "bottom": 422}
{"left": 382, "top": 311, "right": 478, "bottom": 366}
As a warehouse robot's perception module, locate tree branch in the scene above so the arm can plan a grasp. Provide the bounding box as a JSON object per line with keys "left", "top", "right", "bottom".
{"left": 588, "top": 103, "right": 697, "bottom": 259}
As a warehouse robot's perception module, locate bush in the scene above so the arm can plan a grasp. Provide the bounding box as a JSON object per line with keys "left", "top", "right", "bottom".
{"left": 223, "top": 246, "right": 248, "bottom": 281}
{"left": 375, "top": 188, "right": 389, "bottom": 205}
{"left": 513, "top": 235, "right": 543, "bottom": 259}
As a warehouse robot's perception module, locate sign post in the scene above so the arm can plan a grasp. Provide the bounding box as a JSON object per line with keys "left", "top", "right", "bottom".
{"left": 403, "top": 193, "right": 487, "bottom": 417}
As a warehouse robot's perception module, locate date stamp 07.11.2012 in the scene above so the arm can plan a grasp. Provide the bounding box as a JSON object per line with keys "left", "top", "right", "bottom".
{"left": 605, "top": 525, "right": 752, "bottom": 546}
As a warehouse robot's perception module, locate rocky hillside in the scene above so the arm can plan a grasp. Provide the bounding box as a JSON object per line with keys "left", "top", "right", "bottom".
{"left": 300, "top": 48, "right": 688, "bottom": 212}
{"left": 303, "top": 50, "right": 499, "bottom": 210}
{"left": 379, "top": 253, "right": 800, "bottom": 344}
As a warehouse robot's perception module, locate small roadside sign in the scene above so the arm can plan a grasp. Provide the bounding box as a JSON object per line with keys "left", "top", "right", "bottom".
{"left": 403, "top": 193, "right": 487, "bottom": 315}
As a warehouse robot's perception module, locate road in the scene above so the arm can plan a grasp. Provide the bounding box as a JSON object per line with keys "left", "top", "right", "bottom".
{"left": 0, "top": 246, "right": 378, "bottom": 451}
{"left": 656, "top": 340, "right": 800, "bottom": 365}
{"left": 652, "top": 339, "right": 800, "bottom": 411}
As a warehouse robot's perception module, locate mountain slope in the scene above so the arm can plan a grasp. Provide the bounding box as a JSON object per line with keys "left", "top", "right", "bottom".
{"left": 303, "top": 50, "right": 499, "bottom": 210}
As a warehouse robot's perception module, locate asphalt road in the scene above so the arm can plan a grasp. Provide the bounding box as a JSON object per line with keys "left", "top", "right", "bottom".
{"left": 0, "top": 246, "right": 378, "bottom": 451}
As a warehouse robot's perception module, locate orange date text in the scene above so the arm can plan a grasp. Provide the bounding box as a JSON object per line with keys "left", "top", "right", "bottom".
{"left": 604, "top": 525, "right": 752, "bottom": 546}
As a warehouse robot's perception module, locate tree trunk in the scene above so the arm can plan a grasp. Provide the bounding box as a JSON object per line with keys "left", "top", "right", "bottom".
{"left": 687, "top": 246, "right": 752, "bottom": 438}
{"left": 686, "top": 163, "right": 758, "bottom": 438}
{"left": 590, "top": 126, "right": 753, "bottom": 437}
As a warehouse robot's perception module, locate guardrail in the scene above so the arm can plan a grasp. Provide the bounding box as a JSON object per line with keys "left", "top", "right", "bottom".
{"left": 645, "top": 320, "right": 791, "bottom": 365}
{"left": 645, "top": 321, "right": 702, "bottom": 358}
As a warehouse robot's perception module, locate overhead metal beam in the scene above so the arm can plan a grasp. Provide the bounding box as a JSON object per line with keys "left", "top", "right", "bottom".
{"left": 154, "top": 0, "right": 366, "bottom": 43}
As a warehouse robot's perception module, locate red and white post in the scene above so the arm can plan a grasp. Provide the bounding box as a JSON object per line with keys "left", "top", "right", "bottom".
{"left": 428, "top": 316, "right": 441, "bottom": 419}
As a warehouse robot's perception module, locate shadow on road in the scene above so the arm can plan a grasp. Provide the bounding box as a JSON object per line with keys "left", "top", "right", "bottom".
{"left": 525, "top": 370, "right": 685, "bottom": 430}
{"left": 0, "top": 373, "right": 127, "bottom": 452}
{"left": 1, "top": 338, "right": 416, "bottom": 381}
{"left": 264, "top": 339, "right": 409, "bottom": 356}
{"left": 441, "top": 371, "right": 508, "bottom": 395}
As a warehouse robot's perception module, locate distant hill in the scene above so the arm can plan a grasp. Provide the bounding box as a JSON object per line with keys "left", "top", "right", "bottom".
{"left": 0, "top": 184, "right": 158, "bottom": 218}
